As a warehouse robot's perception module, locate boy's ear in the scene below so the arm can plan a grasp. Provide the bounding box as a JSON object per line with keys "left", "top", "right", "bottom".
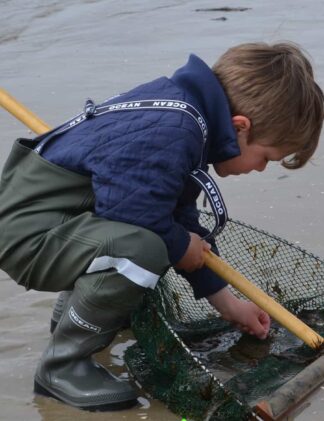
{"left": 232, "top": 115, "right": 251, "bottom": 132}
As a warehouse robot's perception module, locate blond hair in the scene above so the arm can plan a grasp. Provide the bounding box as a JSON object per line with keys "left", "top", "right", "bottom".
{"left": 212, "top": 42, "right": 324, "bottom": 168}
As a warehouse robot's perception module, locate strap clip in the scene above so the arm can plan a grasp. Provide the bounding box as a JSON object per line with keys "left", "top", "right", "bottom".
{"left": 84, "top": 98, "right": 96, "bottom": 118}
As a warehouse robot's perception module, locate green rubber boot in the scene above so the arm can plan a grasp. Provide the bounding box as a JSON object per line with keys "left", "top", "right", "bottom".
{"left": 34, "top": 287, "right": 138, "bottom": 411}
{"left": 50, "top": 290, "right": 131, "bottom": 334}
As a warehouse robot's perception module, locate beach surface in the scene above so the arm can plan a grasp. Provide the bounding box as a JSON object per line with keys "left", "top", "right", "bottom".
{"left": 0, "top": 1, "right": 324, "bottom": 420}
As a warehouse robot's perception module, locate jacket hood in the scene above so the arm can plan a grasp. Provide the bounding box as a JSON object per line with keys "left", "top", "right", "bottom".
{"left": 171, "top": 54, "right": 240, "bottom": 163}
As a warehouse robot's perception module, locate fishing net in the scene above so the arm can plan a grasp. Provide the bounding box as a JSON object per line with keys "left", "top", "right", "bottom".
{"left": 124, "top": 212, "right": 324, "bottom": 420}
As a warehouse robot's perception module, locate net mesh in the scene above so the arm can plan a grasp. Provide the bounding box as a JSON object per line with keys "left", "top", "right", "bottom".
{"left": 125, "top": 213, "right": 324, "bottom": 420}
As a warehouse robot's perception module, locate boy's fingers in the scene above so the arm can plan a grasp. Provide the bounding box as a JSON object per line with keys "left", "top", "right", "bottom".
{"left": 253, "top": 325, "right": 267, "bottom": 339}
{"left": 255, "top": 319, "right": 270, "bottom": 339}
{"left": 249, "top": 313, "right": 269, "bottom": 339}
{"left": 201, "top": 239, "right": 211, "bottom": 248}
{"left": 249, "top": 306, "right": 270, "bottom": 339}
{"left": 259, "top": 311, "right": 271, "bottom": 332}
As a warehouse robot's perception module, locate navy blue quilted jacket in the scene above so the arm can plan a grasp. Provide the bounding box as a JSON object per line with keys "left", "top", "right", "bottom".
{"left": 42, "top": 54, "right": 241, "bottom": 299}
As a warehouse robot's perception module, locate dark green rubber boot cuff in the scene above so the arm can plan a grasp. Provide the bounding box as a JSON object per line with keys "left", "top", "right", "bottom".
{"left": 50, "top": 290, "right": 131, "bottom": 334}
{"left": 35, "top": 288, "right": 138, "bottom": 411}
{"left": 50, "top": 291, "right": 72, "bottom": 333}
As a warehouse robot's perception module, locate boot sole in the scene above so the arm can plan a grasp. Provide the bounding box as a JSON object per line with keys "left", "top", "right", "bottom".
{"left": 34, "top": 379, "right": 138, "bottom": 411}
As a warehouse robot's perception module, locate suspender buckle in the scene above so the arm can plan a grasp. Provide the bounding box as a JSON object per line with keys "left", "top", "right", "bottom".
{"left": 190, "top": 169, "right": 228, "bottom": 238}
{"left": 84, "top": 98, "right": 96, "bottom": 118}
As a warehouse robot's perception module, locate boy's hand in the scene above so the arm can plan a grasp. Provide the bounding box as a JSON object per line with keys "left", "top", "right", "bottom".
{"left": 208, "top": 288, "right": 270, "bottom": 340}
{"left": 175, "top": 232, "right": 211, "bottom": 273}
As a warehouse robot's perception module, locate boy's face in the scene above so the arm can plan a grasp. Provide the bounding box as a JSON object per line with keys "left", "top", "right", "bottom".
{"left": 213, "top": 128, "right": 290, "bottom": 177}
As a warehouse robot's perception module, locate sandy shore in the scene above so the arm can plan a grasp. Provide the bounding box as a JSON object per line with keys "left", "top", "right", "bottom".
{"left": 1, "top": 1, "right": 324, "bottom": 420}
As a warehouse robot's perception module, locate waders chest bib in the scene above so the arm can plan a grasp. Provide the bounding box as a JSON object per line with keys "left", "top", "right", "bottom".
{"left": 0, "top": 138, "right": 97, "bottom": 290}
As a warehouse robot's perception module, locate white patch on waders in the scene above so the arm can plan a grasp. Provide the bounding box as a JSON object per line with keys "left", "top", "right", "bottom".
{"left": 86, "top": 255, "right": 160, "bottom": 289}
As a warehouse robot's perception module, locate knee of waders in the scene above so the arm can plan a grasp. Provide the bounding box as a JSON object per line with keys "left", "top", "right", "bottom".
{"left": 134, "top": 227, "right": 170, "bottom": 276}
{"left": 108, "top": 223, "right": 170, "bottom": 277}
{"left": 75, "top": 228, "right": 170, "bottom": 315}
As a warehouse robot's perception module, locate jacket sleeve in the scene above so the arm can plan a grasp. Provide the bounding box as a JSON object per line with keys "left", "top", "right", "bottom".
{"left": 176, "top": 252, "right": 228, "bottom": 299}
{"left": 174, "top": 201, "right": 228, "bottom": 299}
{"left": 172, "top": 173, "right": 228, "bottom": 299}
{"left": 90, "top": 124, "right": 202, "bottom": 265}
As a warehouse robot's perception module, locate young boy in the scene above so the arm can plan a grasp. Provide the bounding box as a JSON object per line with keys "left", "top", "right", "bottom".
{"left": 0, "top": 42, "right": 323, "bottom": 412}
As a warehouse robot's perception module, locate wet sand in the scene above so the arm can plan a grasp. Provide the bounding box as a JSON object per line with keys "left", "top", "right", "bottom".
{"left": 1, "top": 1, "right": 324, "bottom": 420}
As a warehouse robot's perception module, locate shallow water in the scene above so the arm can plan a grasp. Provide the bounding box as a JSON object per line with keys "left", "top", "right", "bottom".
{"left": 1, "top": 0, "right": 324, "bottom": 420}
{"left": 186, "top": 311, "right": 324, "bottom": 407}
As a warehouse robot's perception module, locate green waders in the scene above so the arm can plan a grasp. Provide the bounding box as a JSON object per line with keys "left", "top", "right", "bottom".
{"left": 0, "top": 138, "right": 170, "bottom": 411}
